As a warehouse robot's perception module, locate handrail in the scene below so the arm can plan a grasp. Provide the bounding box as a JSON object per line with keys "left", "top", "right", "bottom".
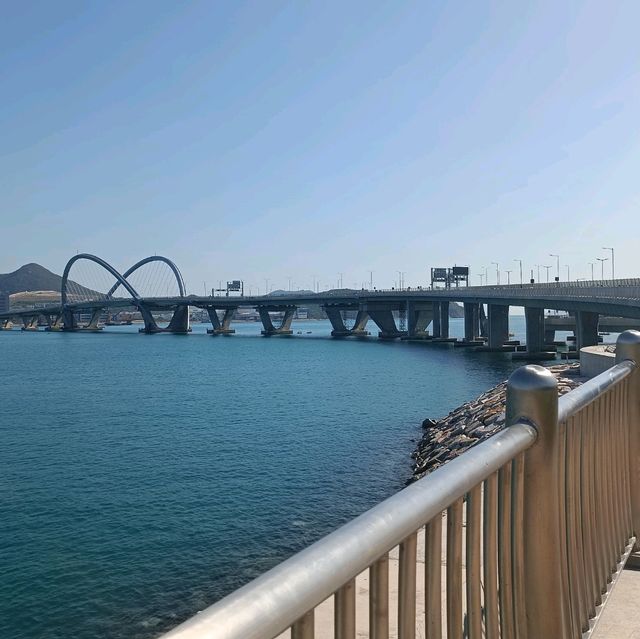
{"left": 159, "top": 423, "right": 536, "bottom": 639}
{"left": 153, "top": 330, "right": 640, "bottom": 639}
{"left": 557, "top": 359, "right": 636, "bottom": 422}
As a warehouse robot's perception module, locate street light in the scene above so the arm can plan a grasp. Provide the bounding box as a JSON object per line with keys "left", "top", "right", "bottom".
{"left": 514, "top": 259, "right": 523, "bottom": 285}
{"left": 505, "top": 269, "right": 512, "bottom": 285}
{"left": 588, "top": 262, "right": 595, "bottom": 280}
{"left": 564, "top": 265, "right": 570, "bottom": 281}
{"left": 602, "top": 247, "right": 614, "bottom": 279}
{"left": 338, "top": 273, "right": 344, "bottom": 289}
{"left": 368, "top": 270, "right": 374, "bottom": 290}
{"left": 491, "top": 262, "right": 500, "bottom": 285}
{"left": 596, "top": 257, "right": 608, "bottom": 280}
{"left": 478, "top": 274, "right": 485, "bottom": 285}
{"left": 397, "top": 271, "right": 406, "bottom": 289}
{"left": 549, "top": 254, "right": 560, "bottom": 281}
{"left": 543, "top": 265, "right": 552, "bottom": 283}
{"left": 534, "top": 264, "right": 541, "bottom": 282}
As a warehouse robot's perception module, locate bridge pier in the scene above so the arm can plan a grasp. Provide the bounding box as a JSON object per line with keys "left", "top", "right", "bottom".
{"left": 406, "top": 301, "right": 433, "bottom": 339}
{"left": 324, "top": 305, "right": 369, "bottom": 337}
{"left": 513, "top": 307, "right": 555, "bottom": 360}
{"left": 487, "top": 304, "right": 510, "bottom": 349}
{"left": 460, "top": 303, "right": 482, "bottom": 344}
{"left": 166, "top": 304, "right": 191, "bottom": 334}
{"left": 21, "top": 315, "right": 39, "bottom": 331}
{"left": 1, "top": 318, "right": 12, "bottom": 330}
{"left": 576, "top": 311, "right": 599, "bottom": 350}
{"left": 258, "top": 305, "right": 296, "bottom": 336}
{"left": 206, "top": 307, "right": 236, "bottom": 335}
{"left": 366, "top": 303, "right": 406, "bottom": 339}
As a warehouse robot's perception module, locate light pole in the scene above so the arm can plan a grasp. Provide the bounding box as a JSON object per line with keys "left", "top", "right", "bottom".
{"left": 602, "top": 247, "right": 614, "bottom": 279}
{"left": 543, "top": 265, "right": 552, "bottom": 283}
{"left": 491, "top": 262, "right": 499, "bottom": 285}
{"left": 264, "top": 278, "right": 269, "bottom": 294}
{"left": 565, "top": 265, "right": 570, "bottom": 281}
{"left": 287, "top": 276, "right": 292, "bottom": 292}
{"left": 397, "top": 271, "right": 406, "bottom": 289}
{"left": 478, "top": 274, "right": 485, "bottom": 285}
{"left": 588, "top": 262, "right": 595, "bottom": 280}
{"left": 514, "top": 259, "right": 523, "bottom": 285}
{"left": 535, "top": 264, "right": 541, "bottom": 282}
{"left": 596, "top": 257, "right": 608, "bottom": 280}
{"left": 368, "top": 270, "right": 374, "bottom": 290}
{"left": 549, "top": 254, "right": 560, "bottom": 281}
{"left": 505, "top": 269, "right": 512, "bottom": 285}
{"left": 203, "top": 281, "right": 207, "bottom": 296}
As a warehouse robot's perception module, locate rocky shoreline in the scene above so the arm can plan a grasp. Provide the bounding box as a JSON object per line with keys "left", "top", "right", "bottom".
{"left": 409, "top": 363, "right": 584, "bottom": 483}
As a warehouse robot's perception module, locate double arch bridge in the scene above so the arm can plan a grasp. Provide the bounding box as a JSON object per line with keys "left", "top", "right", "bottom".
{"left": 3, "top": 253, "right": 640, "bottom": 358}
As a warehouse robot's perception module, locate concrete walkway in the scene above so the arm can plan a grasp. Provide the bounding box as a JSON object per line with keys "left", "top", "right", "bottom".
{"left": 594, "top": 568, "right": 640, "bottom": 639}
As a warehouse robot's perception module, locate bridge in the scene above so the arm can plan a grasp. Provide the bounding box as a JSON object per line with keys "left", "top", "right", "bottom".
{"left": 3, "top": 253, "right": 640, "bottom": 358}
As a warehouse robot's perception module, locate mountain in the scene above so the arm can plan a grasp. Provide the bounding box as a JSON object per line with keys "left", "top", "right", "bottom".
{"left": 0, "top": 263, "right": 93, "bottom": 297}
{"left": 0, "top": 263, "right": 65, "bottom": 295}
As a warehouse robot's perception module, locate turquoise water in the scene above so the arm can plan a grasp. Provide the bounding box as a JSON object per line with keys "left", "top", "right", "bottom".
{"left": 2, "top": 318, "right": 524, "bottom": 639}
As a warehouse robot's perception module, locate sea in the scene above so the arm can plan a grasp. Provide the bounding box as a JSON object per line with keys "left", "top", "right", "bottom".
{"left": 3, "top": 316, "right": 541, "bottom": 638}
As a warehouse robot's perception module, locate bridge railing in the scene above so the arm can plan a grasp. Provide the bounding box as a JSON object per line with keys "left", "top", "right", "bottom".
{"left": 158, "top": 332, "right": 640, "bottom": 639}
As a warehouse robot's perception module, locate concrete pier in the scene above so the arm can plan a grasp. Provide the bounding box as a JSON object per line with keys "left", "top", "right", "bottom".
{"left": 207, "top": 307, "right": 236, "bottom": 335}
{"left": 488, "top": 304, "right": 509, "bottom": 349}
{"left": 258, "top": 305, "right": 296, "bottom": 336}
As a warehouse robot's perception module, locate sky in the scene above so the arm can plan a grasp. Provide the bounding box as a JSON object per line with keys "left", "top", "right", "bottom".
{"left": 1, "top": 0, "right": 639, "bottom": 293}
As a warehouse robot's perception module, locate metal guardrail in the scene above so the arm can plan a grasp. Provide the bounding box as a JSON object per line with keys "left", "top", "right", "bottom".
{"left": 158, "top": 331, "right": 640, "bottom": 639}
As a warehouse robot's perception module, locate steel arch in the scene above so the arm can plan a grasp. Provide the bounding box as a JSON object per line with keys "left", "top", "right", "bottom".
{"left": 106, "top": 255, "right": 186, "bottom": 299}
{"left": 61, "top": 253, "right": 142, "bottom": 306}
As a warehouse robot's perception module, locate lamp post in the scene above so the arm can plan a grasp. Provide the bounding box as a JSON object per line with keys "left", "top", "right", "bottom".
{"left": 535, "top": 264, "right": 541, "bottom": 282}
{"left": 491, "top": 262, "right": 500, "bottom": 285}
{"left": 543, "top": 265, "right": 552, "bottom": 283}
{"left": 479, "top": 274, "right": 485, "bottom": 286}
{"left": 565, "top": 265, "right": 570, "bottom": 281}
{"left": 588, "top": 262, "right": 595, "bottom": 280}
{"left": 549, "top": 254, "right": 560, "bottom": 281}
{"left": 514, "top": 259, "right": 523, "bottom": 285}
{"left": 368, "top": 271, "right": 374, "bottom": 290}
{"left": 596, "top": 257, "right": 608, "bottom": 280}
{"left": 602, "top": 247, "right": 614, "bottom": 279}
{"left": 505, "top": 269, "right": 512, "bottom": 285}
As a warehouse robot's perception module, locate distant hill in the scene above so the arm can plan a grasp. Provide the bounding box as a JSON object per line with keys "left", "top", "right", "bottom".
{"left": 0, "top": 263, "right": 92, "bottom": 297}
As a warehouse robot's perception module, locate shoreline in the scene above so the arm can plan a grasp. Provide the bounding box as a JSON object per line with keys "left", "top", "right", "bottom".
{"left": 408, "top": 362, "right": 584, "bottom": 483}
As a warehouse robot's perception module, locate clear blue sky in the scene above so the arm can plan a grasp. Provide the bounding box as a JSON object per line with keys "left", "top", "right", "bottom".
{"left": 1, "top": 1, "right": 639, "bottom": 292}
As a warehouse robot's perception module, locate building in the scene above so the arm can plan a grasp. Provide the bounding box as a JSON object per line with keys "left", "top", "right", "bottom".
{"left": 0, "top": 291, "right": 9, "bottom": 314}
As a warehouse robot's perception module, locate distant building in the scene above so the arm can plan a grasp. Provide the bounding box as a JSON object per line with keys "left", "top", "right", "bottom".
{"left": 0, "top": 291, "right": 9, "bottom": 313}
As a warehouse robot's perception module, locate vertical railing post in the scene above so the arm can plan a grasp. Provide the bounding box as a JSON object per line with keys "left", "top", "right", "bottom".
{"left": 615, "top": 329, "right": 640, "bottom": 545}
{"left": 505, "top": 364, "right": 568, "bottom": 638}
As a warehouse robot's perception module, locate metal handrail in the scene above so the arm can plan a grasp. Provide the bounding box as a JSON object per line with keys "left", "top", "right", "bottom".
{"left": 558, "top": 359, "right": 635, "bottom": 422}
{"left": 155, "top": 330, "right": 640, "bottom": 639}
{"left": 158, "top": 424, "right": 536, "bottom": 639}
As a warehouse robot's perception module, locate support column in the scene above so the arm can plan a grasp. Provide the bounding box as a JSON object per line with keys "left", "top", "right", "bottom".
{"left": 488, "top": 304, "right": 509, "bottom": 349}
{"left": 524, "top": 307, "right": 545, "bottom": 354}
{"left": 575, "top": 311, "right": 599, "bottom": 350}
{"left": 366, "top": 304, "right": 404, "bottom": 339}
{"left": 406, "top": 301, "right": 433, "bottom": 339}
{"left": 137, "top": 303, "right": 160, "bottom": 334}
{"left": 207, "top": 307, "right": 236, "bottom": 335}
{"left": 87, "top": 308, "right": 103, "bottom": 330}
{"left": 258, "top": 306, "right": 295, "bottom": 336}
{"left": 440, "top": 301, "right": 450, "bottom": 339}
{"left": 324, "top": 306, "right": 348, "bottom": 336}
{"left": 463, "top": 303, "right": 479, "bottom": 341}
{"left": 352, "top": 310, "right": 369, "bottom": 334}
{"left": 62, "top": 308, "right": 76, "bottom": 331}
{"left": 432, "top": 302, "right": 441, "bottom": 338}
{"left": 166, "top": 304, "right": 191, "bottom": 334}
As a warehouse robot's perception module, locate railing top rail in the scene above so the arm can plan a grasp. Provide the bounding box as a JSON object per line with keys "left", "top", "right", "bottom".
{"left": 557, "top": 359, "right": 635, "bottom": 423}
{"left": 158, "top": 423, "right": 536, "bottom": 639}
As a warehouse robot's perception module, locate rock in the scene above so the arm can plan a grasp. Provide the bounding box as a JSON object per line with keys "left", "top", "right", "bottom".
{"left": 408, "top": 363, "right": 582, "bottom": 482}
